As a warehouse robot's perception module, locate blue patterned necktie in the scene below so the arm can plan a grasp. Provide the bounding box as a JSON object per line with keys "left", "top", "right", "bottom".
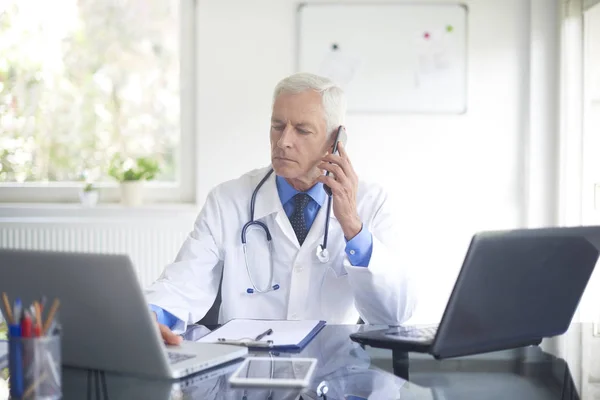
{"left": 290, "top": 193, "right": 311, "bottom": 245}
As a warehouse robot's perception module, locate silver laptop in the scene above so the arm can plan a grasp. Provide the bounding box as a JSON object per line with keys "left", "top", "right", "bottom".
{"left": 0, "top": 249, "right": 247, "bottom": 379}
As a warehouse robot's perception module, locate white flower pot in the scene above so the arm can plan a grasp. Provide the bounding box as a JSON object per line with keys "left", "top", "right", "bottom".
{"left": 120, "top": 181, "right": 145, "bottom": 207}
{"left": 79, "top": 190, "right": 99, "bottom": 208}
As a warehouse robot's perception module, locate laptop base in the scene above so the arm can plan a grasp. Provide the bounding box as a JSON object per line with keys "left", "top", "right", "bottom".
{"left": 349, "top": 326, "right": 437, "bottom": 354}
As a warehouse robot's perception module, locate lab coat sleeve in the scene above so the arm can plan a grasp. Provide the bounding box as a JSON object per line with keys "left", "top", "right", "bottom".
{"left": 144, "top": 189, "right": 224, "bottom": 333}
{"left": 343, "top": 189, "right": 417, "bottom": 325}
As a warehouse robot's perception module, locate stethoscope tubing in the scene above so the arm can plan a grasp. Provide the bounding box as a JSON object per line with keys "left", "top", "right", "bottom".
{"left": 242, "top": 168, "right": 332, "bottom": 294}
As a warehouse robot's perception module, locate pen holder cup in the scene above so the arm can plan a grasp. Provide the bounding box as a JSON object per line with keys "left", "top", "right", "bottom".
{"left": 9, "top": 334, "right": 62, "bottom": 400}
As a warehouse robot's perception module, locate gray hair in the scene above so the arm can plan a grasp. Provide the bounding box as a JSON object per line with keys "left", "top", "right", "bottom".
{"left": 272, "top": 72, "right": 347, "bottom": 136}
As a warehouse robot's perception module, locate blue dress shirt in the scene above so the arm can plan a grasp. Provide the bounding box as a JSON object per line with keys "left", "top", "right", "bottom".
{"left": 275, "top": 176, "right": 373, "bottom": 266}
{"left": 151, "top": 174, "right": 374, "bottom": 328}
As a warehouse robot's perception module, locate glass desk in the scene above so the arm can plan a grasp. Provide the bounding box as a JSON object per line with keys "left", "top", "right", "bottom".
{"left": 57, "top": 325, "right": 577, "bottom": 399}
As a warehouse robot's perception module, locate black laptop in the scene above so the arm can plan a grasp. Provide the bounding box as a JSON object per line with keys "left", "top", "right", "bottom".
{"left": 350, "top": 226, "right": 600, "bottom": 358}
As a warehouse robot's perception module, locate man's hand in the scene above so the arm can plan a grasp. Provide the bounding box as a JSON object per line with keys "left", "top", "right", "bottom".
{"left": 317, "top": 141, "right": 362, "bottom": 240}
{"left": 153, "top": 312, "right": 182, "bottom": 345}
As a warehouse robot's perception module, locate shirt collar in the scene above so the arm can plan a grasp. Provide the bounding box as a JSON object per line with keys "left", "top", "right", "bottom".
{"left": 276, "top": 175, "right": 326, "bottom": 207}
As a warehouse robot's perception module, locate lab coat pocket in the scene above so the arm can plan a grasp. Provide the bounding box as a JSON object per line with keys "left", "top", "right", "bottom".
{"left": 222, "top": 242, "right": 285, "bottom": 320}
{"left": 317, "top": 259, "right": 356, "bottom": 323}
{"left": 230, "top": 242, "right": 272, "bottom": 295}
{"left": 328, "top": 259, "right": 348, "bottom": 278}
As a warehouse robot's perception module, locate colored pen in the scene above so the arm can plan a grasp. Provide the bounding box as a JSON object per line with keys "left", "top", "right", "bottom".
{"left": 2, "top": 292, "right": 13, "bottom": 324}
{"left": 43, "top": 299, "right": 60, "bottom": 335}
{"left": 13, "top": 298, "right": 22, "bottom": 324}
{"left": 34, "top": 302, "right": 43, "bottom": 337}
{"left": 39, "top": 296, "right": 47, "bottom": 314}
{"left": 9, "top": 321, "right": 24, "bottom": 397}
{"left": 21, "top": 311, "right": 32, "bottom": 338}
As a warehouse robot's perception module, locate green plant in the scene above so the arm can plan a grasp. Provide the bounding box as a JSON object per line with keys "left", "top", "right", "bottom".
{"left": 108, "top": 155, "right": 161, "bottom": 182}
{"left": 83, "top": 183, "right": 96, "bottom": 192}
{"left": 0, "top": 320, "right": 6, "bottom": 381}
{"left": 0, "top": 320, "right": 6, "bottom": 341}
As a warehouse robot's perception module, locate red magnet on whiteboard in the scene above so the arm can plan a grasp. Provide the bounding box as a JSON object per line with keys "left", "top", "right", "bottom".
{"left": 423, "top": 32, "right": 430, "bottom": 39}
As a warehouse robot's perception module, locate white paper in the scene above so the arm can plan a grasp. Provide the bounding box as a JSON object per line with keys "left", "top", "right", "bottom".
{"left": 196, "top": 319, "right": 322, "bottom": 347}
{"left": 318, "top": 50, "right": 362, "bottom": 88}
{"left": 414, "top": 28, "right": 454, "bottom": 89}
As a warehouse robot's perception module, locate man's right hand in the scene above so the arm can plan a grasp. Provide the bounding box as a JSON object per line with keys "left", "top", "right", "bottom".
{"left": 153, "top": 312, "right": 183, "bottom": 345}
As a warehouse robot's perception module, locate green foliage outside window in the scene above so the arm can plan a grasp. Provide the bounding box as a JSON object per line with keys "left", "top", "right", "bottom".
{"left": 108, "top": 154, "right": 161, "bottom": 182}
{"left": 0, "top": 0, "right": 180, "bottom": 184}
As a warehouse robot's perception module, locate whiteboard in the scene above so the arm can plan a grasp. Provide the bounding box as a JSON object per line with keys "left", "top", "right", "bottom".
{"left": 297, "top": 3, "right": 468, "bottom": 114}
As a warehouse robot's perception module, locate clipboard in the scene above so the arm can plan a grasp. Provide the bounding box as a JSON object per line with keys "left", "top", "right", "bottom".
{"left": 197, "top": 319, "right": 326, "bottom": 351}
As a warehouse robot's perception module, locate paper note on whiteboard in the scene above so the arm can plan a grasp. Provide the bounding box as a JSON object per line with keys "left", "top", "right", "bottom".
{"left": 415, "top": 28, "right": 456, "bottom": 91}
{"left": 318, "top": 49, "right": 362, "bottom": 88}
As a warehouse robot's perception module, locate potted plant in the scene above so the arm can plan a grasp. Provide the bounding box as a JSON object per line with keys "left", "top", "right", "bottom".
{"left": 108, "top": 155, "right": 160, "bottom": 207}
{"left": 79, "top": 182, "right": 99, "bottom": 208}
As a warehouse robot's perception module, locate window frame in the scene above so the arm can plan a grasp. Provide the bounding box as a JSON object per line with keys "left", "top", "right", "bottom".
{"left": 0, "top": 0, "right": 196, "bottom": 204}
{"left": 582, "top": 2, "right": 600, "bottom": 220}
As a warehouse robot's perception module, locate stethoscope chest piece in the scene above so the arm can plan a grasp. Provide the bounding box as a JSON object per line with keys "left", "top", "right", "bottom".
{"left": 316, "top": 245, "right": 330, "bottom": 263}
{"left": 316, "top": 381, "right": 329, "bottom": 398}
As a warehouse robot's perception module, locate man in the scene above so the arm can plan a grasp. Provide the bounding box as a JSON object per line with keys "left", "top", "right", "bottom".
{"left": 145, "top": 73, "right": 416, "bottom": 345}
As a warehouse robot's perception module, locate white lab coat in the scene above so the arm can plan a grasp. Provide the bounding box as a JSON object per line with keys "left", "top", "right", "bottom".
{"left": 145, "top": 166, "right": 416, "bottom": 331}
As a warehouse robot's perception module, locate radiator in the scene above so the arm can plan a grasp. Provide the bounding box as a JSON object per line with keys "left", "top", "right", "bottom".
{"left": 0, "top": 218, "right": 192, "bottom": 289}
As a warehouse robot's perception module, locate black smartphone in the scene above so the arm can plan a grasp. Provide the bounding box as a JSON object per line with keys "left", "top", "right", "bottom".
{"left": 324, "top": 126, "right": 348, "bottom": 196}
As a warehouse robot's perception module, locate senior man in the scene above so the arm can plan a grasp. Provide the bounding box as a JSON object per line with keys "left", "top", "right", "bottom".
{"left": 145, "top": 72, "right": 416, "bottom": 344}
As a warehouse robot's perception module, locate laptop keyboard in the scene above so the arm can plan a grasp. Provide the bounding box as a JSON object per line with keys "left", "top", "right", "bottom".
{"left": 385, "top": 325, "right": 438, "bottom": 342}
{"left": 168, "top": 352, "right": 196, "bottom": 365}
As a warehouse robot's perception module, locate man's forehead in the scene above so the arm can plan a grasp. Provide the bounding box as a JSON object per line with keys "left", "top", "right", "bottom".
{"left": 271, "top": 114, "right": 324, "bottom": 129}
{"left": 272, "top": 93, "right": 325, "bottom": 124}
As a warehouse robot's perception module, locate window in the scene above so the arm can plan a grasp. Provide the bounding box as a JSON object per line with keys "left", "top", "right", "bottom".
{"left": 0, "top": 0, "right": 195, "bottom": 203}
{"left": 582, "top": 3, "right": 600, "bottom": 220}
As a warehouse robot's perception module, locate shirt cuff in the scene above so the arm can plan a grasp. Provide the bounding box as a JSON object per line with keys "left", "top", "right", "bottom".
{"left": 149, "top": 304, "right": 180, "bottom": 330}
{"left": 345, "top": 224, "right": 373, "bottom": 267}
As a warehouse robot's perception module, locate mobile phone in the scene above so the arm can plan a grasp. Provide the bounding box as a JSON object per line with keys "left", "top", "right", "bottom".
{"left": 324, "top": 126, "right": 348, "bottom": 196}
{"left": 228, "top": 357, "right": 318, "bottom": 389}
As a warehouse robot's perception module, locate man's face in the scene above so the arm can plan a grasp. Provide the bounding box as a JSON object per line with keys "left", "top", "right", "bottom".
{"left": 270, "top": 90, "right": 330, "bottom": 180}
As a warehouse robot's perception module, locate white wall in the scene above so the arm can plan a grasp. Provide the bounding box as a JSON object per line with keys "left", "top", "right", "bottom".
{"left": 195, "top": 0, "right": 542, "bottom": 323}
{"left": 580, "top": 3, "right": 600, "bottom": 398}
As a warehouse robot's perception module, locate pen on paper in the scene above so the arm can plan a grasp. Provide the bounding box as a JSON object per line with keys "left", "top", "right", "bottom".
{"left": 254, "top": 328, "right": 273, "bottom": 341}
{"left": 215, "top": 328, "right": 274, "bottom": 347}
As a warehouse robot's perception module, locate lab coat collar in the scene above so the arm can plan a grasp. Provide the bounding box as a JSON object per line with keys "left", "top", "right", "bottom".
{"left": 252, "top": 166, "right": 336, "bottom": 221}
{"left": 252, "top": 167, "right": 285, "bottom": 221}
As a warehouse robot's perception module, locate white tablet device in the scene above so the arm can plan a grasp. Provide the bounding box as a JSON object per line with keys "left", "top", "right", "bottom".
{"left": 228, "top": 357, "right": 318, "bottom": 389}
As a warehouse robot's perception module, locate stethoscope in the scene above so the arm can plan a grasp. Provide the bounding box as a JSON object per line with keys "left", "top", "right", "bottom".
{"left": 241, "top": 168, "right": 333, "bottom": 294}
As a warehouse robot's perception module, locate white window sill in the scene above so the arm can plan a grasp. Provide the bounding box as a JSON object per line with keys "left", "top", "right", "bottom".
{"left": 0, "top": 203, "right": 200, "bottom": 221}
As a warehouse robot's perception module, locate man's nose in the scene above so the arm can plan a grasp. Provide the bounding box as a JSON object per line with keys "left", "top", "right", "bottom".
{"left": 277, "top": 124, "right": 294, "bottom": 148}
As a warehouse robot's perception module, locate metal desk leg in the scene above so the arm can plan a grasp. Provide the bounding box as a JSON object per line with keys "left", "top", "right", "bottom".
{"left": 392, "top": 350, "right": 410, "bottom": 380}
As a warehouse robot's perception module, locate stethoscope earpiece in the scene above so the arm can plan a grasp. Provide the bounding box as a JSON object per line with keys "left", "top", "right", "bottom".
{"left": 246, "top": 284, "right": 280, "bottom": 294}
